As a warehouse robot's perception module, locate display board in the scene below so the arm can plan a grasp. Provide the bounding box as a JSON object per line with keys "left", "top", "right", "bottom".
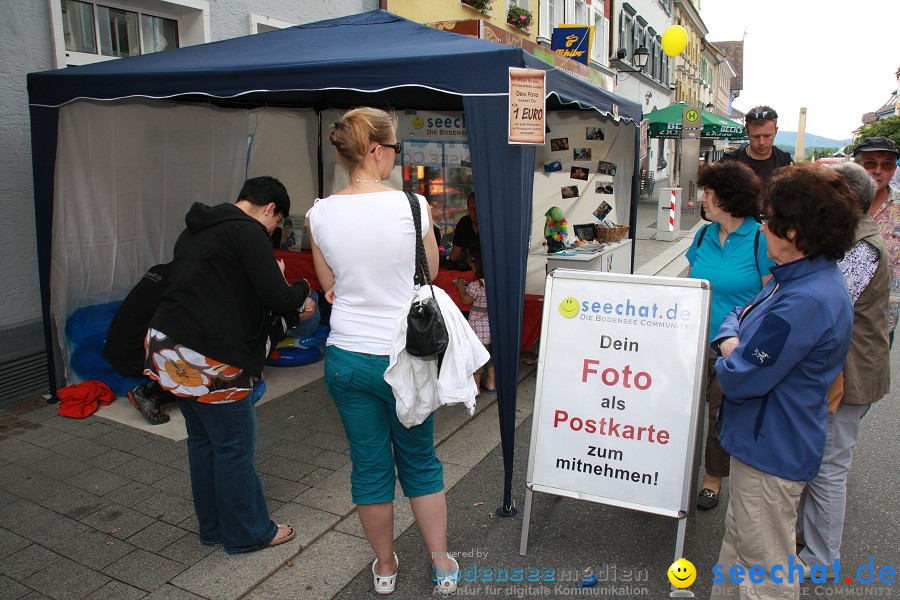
{"left": 524, "top": 270, "right": 710, "bottom": 518}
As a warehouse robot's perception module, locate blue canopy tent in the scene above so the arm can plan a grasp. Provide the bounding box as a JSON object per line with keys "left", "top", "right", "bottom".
{"left": 27, "top": 9, "right": 641, "bottom": 515}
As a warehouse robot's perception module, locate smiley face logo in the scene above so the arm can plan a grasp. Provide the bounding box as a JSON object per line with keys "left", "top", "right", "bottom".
{"left": 558, "top": 297, "right": 579, "bottom": 319}
{"left": 412, "top": 115, "right": 425, "bottom": 129}
{"left": 667, "top": 558, "right": 696, "bottom": 588}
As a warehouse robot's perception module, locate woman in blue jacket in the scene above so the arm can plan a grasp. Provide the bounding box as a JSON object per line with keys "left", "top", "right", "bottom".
{"left": 710, "top": 164, "right": 857, "bottom": 600}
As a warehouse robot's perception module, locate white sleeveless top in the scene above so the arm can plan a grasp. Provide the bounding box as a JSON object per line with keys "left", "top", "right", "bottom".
{"left": 307, "top": 190, "right": 429, "bottom": 355}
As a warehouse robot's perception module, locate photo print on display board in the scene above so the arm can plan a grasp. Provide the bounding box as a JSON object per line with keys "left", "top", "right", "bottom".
{"left": 595, "top": 183, "right": 614, "bottom": 195}
{"left": 597, "top": 161, "right": 617, "bottom": 176}
{"left": 594, "top": 201, "right": 612, "bottom": 221}
{"left": 573, "top": 148, "right": 592, "bottom": 161}
{"left": 570, "top": 166, "right": 589, "bottom": 181}
{"left": 585, "top": 127, "right": 605, "bottom": 141}
{"left": 561, "top": 185, "right": 580, "bottom": 199}
{"left": 550, "top": 137, "right": 570, "bottom": 151}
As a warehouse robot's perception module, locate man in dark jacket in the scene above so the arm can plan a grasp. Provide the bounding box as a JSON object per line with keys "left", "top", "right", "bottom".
{"left": 103, "top": 263, "right": 175, "bottom": 424}
{"left": 721, "top": 105, "right": 793, "bottom": 182}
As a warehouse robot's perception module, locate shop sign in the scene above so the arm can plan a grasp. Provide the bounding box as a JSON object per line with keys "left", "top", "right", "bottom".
{"left": 550, "top": 26, "right": 594, "bottom": 66}
{"left": 400, "top": 111, "right": 468, "bottom": 140}
{"left": 509, "top": 67, "right": 546, "bottom": 145}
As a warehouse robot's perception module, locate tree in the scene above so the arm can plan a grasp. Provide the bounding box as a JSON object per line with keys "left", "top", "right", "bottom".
{"left": 856, "top": 115, "right": 900, "bottom": 148}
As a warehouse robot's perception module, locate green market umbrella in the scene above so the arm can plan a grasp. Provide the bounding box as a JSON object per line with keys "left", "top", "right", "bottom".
{"left": 645, "top": 103, "right": 747, "bottom": 140}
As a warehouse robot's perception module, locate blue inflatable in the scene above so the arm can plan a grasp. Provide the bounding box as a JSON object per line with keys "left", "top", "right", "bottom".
{"left": 65, "top": 301, "right": 122, "bottom": 345}
{"left": 266, "top": 325, "right": 328, "bottom": 367}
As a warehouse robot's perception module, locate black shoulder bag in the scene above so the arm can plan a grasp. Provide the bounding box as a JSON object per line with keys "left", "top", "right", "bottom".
{"left": 404, "top": 192, "right": 449, "bottom": 361}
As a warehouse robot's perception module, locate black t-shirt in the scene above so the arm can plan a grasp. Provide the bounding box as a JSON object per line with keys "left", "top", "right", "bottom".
{"left": 721, "top": 145, "right": 793, "bottom": 181}
{"left": 451, "top": 215, "right": 479, "bottom": 249}
{"left": 103, "top": 263, "right": 171, "bottom": 378}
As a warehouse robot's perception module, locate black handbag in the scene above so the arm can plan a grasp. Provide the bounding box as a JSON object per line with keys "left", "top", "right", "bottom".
{"left": 404, "top": 191, "right": 449, "bottom": 361}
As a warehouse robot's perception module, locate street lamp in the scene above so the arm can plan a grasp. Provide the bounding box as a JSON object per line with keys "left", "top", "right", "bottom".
{"left": 612, "top": 45, "right": 650, "bottom": 79}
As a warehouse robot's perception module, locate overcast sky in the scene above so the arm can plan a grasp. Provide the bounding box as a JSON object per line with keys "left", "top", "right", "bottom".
{"left": 698, "top": 0, "right": 898, "bottom": 141}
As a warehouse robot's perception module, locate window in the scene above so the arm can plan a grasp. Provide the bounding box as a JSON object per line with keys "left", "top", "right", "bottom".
{"left": 548, "top": 0, "right": 565, "bottom": 30}
{"left": 60, "top": 0, "right": 179, "bottom": 62}
{"left": 574, "top": 0, "right": 588, "bottom": 25}
{"left": 590, "top": 2, "right": 608, "bottom": 66}
{"left": 509, "top": 0, "right": 528, "bottom": 8}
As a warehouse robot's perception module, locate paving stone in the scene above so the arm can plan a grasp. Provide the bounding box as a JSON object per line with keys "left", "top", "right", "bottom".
{"left": 166, "top": 454, "right": 191, "bottom": 473}
{"left": 102, "top": 548, "right": 186, "bottom": 592}
{"left": 269, "top": 501, "right": 341, "bottom": 547}
{"left": 307, "top": 449, "right": 351, "bottom": 470}
{"left": 0, "top": 465, "right": 69, "bottom": 502}
{"left": 127, "top": 520, "right": 189, "bottom": 553}
{"left": 170, "top": 537, "right": 299, "bottom": 600}
{"left": 245, "top": 531, "right": 372, "bottom": 600}
{"left": 0, "top": 574, "right": 30, "bottom": 599}
{"left": 130, "top": 439, "right": 187, "bottom": 466}
{"left": 14, "top": 510, "right": 90, "bottom": 552}
{"left": 144, "top": 583, "right": 206, "bottom": 599}
{"left": 0, "top": 499, "right": 42, "bottom": 530}
{"left": 293, "top": 485, "right": 356, "bottom": 517}
{"left": 23, "top": 556, "right": 110, "bottom": 599}
{"left": 259, "top": 473, "right": 309, "bottom": 503}
{"left": 64, "top": 467, "right": 130, "bottom": 496}
{"left": 86, "top": 447, "right": 139, "bottom": 471}
{"left": 88, "top": 579, "right": 147, "bottom": 600}
{"left": 177, "top": 514, "right": 199, "bottom": 536}
{"left": 149, "top": 471, "right": 193, "bottom": 499}
{"left": 256, "top": 454, "right": 317, "bottom": 482}
{"left": 13, "top": 426, "right": 74, "bottom": 449}
{"left": 22, "top": 591, "right": 53, "bottom": 600}
{"left": 0, "top": 529, "right": 30, "bottom": 560}
{"left": 81, "top": 503, "right": 156, "bottom": 540}
{"left": 136, "top": 492, "right": 196, "bottom": 526}
{"left": 53, "top": 437, "right": 112, "bottom": 462}
{"left": 53, "top": 527, "right": 136, "bottom": 570}
{"left": 36, "top": 485, "right": 108, "bottom": 521}
{"left": 75, "top": 421, "right": 118, "bottom": 440}
{"left": 0, "top": 438, "right": 54, "bottom": 466}
{"left": 40, "top": 415, "right": 98, "bottom": 435}
{"left": 158, "top": 534, "right": 216, "bottom": 566}
{"left": 257, "top": 437, "right": 323, "bottom": 462}
{"left": 116, "top": 456, "right": 179, "bottom": 486}
{"left": 0, "top": 489, "right": 17, "bottom": 507}
{"left": 104, "top": 481, "right": 158, "bottom": 507}
{"left": 0, "top": 544, "right": 62, "bottom": 581}
{"left": 298, "top": 467, "right": 335, "bottom": 487}
{"left": 30, "top": 454, "right": 90, "bottom": 481}
{"left": 302, "top": 430, "right": 350, "bottom": 453}
{"left": 93, "top": 428, "right": 154, "bottom": 452}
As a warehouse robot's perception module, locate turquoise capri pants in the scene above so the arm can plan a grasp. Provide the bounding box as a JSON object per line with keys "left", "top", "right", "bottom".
{"left": 324, "top": 345, "right": 444, "bottom": 504}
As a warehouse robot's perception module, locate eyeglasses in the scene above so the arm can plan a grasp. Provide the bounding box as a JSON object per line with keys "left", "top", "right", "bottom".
{"left": 858, "top": 158, "right": 898, "bottom": 172}
{"left": 746, "top": 110, "right": 778, "bottom": 123}
{"left": 756, "top": 213, "right": 774, "bottom": 224}
{"left": 377, "top": 142, "right": 402, "bottom": 154}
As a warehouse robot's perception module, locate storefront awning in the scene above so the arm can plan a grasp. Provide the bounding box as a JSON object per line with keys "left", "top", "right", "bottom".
{"left": 645, "top": 103, "right": 747, "bottom": 140}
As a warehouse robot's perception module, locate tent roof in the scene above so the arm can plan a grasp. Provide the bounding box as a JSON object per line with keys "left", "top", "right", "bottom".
{"left": 27, "top": 10, "right": 640, "bottom": 121}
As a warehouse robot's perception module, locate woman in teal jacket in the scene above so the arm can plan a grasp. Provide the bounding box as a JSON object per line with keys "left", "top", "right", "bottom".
{"left": 710, "top": 164, "right": 856, "bottom": 600}
{"left": 686, "top": 161, "right": 775, "bottom": 511}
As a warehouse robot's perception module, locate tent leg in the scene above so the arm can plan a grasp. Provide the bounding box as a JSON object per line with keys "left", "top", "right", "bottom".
{"left": 518, "top": 488, "right": 534, "bottom": 556}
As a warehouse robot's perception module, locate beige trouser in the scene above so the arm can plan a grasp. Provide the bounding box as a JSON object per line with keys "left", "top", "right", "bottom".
{"left": 710, "top": 457, "right": 806, "bottom": 600}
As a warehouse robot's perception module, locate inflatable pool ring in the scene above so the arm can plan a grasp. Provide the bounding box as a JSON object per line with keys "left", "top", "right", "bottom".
{"left": 266, "top": 346, "right": 323, "bottom": 367}
{"left": 267, "top": 325, "right": 328, "bottom": 367}
{"left": 65, "top": 301, "right": 122, "bottom": 345}
{"left": 70, "top": 345, "right": 146, "bottom": 395}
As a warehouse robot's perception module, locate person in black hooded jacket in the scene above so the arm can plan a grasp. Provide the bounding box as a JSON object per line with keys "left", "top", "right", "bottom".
{"left": 145, "top": 176, "right": 313, "bottom": 554}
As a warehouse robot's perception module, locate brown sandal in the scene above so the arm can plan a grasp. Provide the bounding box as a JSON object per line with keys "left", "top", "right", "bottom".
{"left": 268, "top": 524, "right": 296, "bottom": 547}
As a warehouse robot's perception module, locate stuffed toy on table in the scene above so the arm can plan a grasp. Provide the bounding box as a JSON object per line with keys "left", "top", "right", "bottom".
{"left": 544, "top": 206, "right": 568, "bottom": 253}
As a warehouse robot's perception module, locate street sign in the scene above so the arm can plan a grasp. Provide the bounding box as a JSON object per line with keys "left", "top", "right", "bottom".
{"left": 681, "top": 106, "right": 701, "bottom": 209}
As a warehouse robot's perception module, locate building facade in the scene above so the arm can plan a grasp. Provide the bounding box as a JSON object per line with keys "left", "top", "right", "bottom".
{"left": 0, "top": 0, "right": 377, "bottom": 401}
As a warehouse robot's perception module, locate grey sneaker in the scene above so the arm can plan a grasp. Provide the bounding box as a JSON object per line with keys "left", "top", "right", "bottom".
{"left": 128, "top": 384, "right": 170, "bottom": 425}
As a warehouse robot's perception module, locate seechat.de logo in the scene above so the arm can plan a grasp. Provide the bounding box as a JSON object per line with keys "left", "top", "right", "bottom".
{"left": 559, "top": 297, "right": 580, "bottom": 318}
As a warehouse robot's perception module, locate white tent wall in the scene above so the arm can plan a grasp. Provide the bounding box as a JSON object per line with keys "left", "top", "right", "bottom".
{"left": 525, "top": 111, "right": 636, "bottom": 295}
{"left": 51, "top": 100, "right": 248, "bottom": 383}
{"left": 247, "top": 108, "right": 318, "bottom": 215}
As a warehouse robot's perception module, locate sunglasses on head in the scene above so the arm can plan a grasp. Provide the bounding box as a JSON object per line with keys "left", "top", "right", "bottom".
{"left": 374, "top": 142, "right": 402, "bottom": 154}
{"left": 746, "top": 110, "right": 778, "bottom": 123}
{"left": 756, "top": 213, "right": 775, "bottom": 224}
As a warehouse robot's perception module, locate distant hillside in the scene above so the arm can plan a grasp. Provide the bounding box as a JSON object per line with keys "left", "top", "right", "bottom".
{"left": 775, "top": 131, "right": 851, "bottom": 150}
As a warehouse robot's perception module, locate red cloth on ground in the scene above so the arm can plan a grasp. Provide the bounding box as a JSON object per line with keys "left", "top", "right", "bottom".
{"left": 57, "top": 380, "right": 115, "bottom": 419}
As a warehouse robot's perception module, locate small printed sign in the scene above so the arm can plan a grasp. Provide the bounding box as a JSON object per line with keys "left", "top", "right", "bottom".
{"left": 509, "top": 68, "right": 546, "bottom": 145}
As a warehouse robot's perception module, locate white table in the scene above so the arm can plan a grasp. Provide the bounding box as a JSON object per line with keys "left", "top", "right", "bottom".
{"left": 545, "top": 239, "right": 632, "bottom": 274}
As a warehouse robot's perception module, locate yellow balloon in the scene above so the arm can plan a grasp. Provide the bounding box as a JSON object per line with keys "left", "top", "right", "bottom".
{"left": 662, "top": 25, "right": 688, "bottom": 57}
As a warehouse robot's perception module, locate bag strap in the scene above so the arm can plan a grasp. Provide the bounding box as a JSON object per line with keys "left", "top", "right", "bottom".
{"left": 753, "top": 228, "right": 761, "bottom": 277}
{"left": 696, "top": 223, "right": 710, "bottom": 248}
{"left": 405, "top": 191, "right": 436, "bottom": 296}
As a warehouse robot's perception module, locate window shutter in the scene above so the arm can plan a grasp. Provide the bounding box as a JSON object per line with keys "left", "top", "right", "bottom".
{"left": 618, "top": 10, "right": 625, "bottom": 50}
{"left": 539, "top": 0, "right": 551, "bottom": 40}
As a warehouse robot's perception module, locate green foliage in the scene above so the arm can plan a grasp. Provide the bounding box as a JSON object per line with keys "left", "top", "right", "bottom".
{"left": 462, "top": 0, "right": 493, "bottom": 15}
{"left": 856, "top": 115, "right": 900, "bottom": 148}
{"left": 507, "top": 6, "right": 534, "bottom": 30}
